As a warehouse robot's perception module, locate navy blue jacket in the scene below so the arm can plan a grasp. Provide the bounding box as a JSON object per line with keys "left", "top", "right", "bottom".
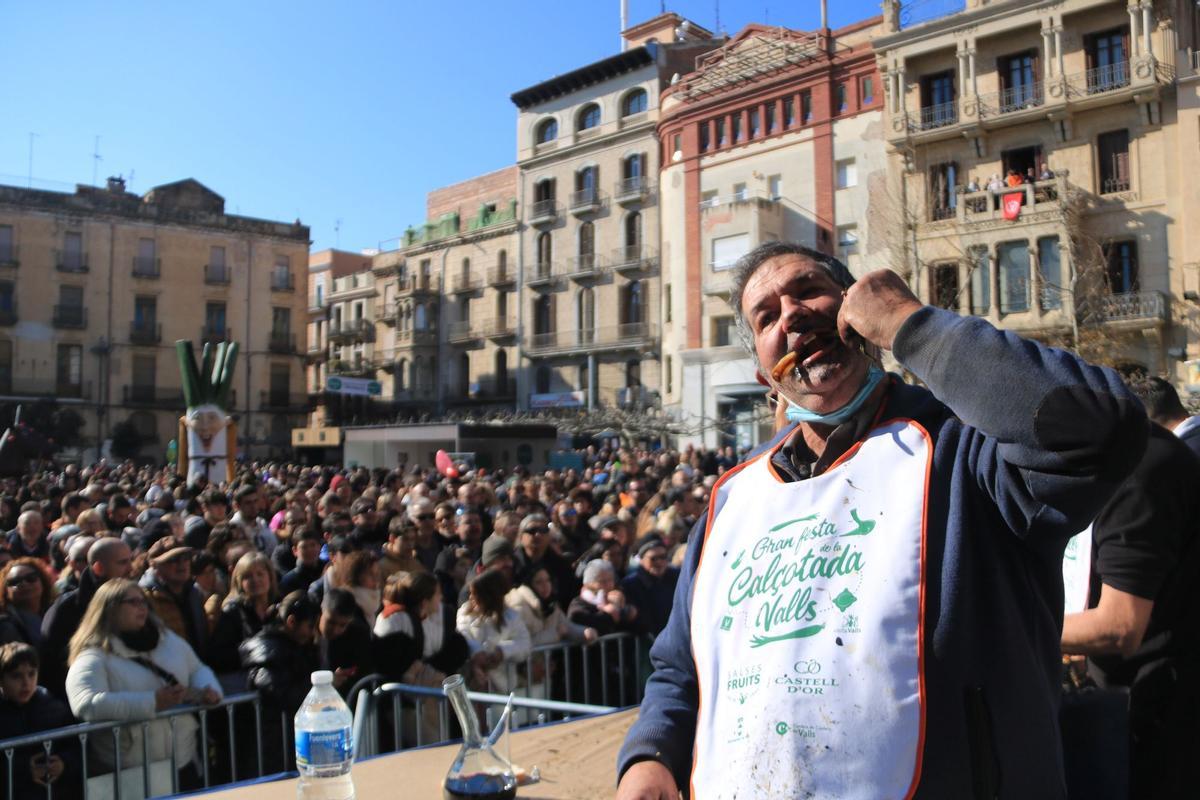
{"left": 617, "top": 307, "right": 1148, "bottom": 799}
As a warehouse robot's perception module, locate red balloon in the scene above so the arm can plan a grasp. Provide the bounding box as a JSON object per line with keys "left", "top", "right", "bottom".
{"left": 435, "top": 449, "right": 457, "bottom": 478}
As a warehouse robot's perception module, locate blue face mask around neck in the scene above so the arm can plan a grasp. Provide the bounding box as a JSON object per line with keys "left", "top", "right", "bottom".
{"left": 784, "top": 364, "right": 886, "bottom": 426}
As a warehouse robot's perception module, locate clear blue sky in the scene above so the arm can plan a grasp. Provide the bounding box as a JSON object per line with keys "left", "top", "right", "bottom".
{"left": 1, "top": 0, "right": 962, "bottom": 253}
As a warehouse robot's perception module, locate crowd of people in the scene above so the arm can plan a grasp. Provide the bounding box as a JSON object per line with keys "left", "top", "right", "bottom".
{"left": 0, "top": 443, "right": 734, "bottom": 795}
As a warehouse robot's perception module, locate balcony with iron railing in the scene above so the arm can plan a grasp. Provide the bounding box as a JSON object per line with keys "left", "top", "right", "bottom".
{"left": 268, "top": 330, "right": 296, "bottom": 354}
{"left": 912, "top": 101, "right": 958, "bottom": 132}
{"left": 200, "top": 325, "right": 231, "bottom": 345}
{"left": 447, "top": 320, "right": 482, "bottom": 343}
{"left": 259, "top": 390, "right": 312, "bottom": 412}
{"left": 270, "top": 271, "right": 295, "bottom": 292}
{"left": 610, "top": 244, "right": 658, "bottom": 273}
{"left": 129, "top": 320, "right": 161, "bottom": 345}
{"left": 394, "top": 274, "right": 439, "bottom": 296}
{"left": 375, "top": 302, "right": 398, "bottom": 325}
{"left": 328, "top": 318, "right": 375, "bottom": 342}
{"left": 132, "top": 256, "right": 161, "bottom": 279}
{"left": 328, "top": 358, "right": 375, "bottom": 377}
{"left": 525, "top": 261, "right": 557, "bottom": 288}
{"left": 52, "top": 305, "right": 87, "bottom": 329}
{"left": 394, "top": 326, "right": 437, "bottom": 346}
{"left": 450, "top": 272, "right": 483, "bottom": 293}
{"left": 55, "top": 250, "right": 88, "bottom": 273}
{"left": 945, "top": 172, "right": 1070, "bottom": 226}
{"left": 0, "top": 244, "right": 19, "bottom": 268}
{"left": 205, "top": 263, "right": 231, "bottom": 285}
{"left": 614, "top": 176, "right": 652, "bottom": 205}
{"left": 0, "top": 301, "right": 16, "bottom": 326}
{"left": 569, "top": 187, "right": 603, "bottom": 215}
{"left": 529, "top": 199, "right": 559, "bottom": 226}
{"left": 1078, "top": 290, "right": 1168, "bottom": 330}
{"left": 564, "top": 253, "right": 607, "bottom": 280}
{"left": 979, "top": 82, "right": 1044, "bottom": 117}
{"left": 1067, "top": 62, "right": 1132, "bottom": 98}
{"left": 526, "top": 322, "right": 653, "bottom": 356}
{"left": 122, "top": 385, "right": 185, "bottom": 408}
{"left": 487, "top": 264, "right": 516, "bottom": 287}
{"left": 305, "top": 340, "right": 325, "bottom": 362}
{"left": 482, "top": 317, "right": 516, "bottom": 339}
{"left": 0, "top": 378, "right": 90, "bottom": 400}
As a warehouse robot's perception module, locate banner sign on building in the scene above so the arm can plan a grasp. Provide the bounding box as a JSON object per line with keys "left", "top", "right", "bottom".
{"left": 326, "top": 376, "right": 383, "bottom": 396}
{"left": 529, "top": 391, "right": 584, "bottom": 409}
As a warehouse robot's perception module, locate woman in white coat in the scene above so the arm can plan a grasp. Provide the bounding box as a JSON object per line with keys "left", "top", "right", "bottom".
{"left": 66, "top": 578, "right": 221, "bottom": 791}
{"left": 455, "top": 569, "right": 530, "bottom": 693}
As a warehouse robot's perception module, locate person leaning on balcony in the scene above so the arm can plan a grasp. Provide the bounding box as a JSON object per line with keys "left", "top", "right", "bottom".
{"left": 66, "top": 579, "right": 221, "bottom": 790}
{"left": 615, "top": 241, "right": 1147, "bottom": 799}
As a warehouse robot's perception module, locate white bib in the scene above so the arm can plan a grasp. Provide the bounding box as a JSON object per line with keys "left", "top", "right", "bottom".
{"left": 690, "top": 420, "right": 930, "bottom": 800}
{"left": 1061, "top": 525, "right": 1093, "bottom": 615}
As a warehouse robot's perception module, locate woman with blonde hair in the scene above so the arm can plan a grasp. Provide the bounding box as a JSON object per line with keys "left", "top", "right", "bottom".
{"left": 207, "top": 552, "right": 278, "bottom": 684}
{"left": 66, "top": 578, "right": 221, "bottom": 791}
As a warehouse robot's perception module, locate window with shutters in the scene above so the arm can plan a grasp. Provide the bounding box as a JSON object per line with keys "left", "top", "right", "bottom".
{"left": 621, "top": 89, "right": 648, "bottom": 117}
{"left": 928, "top": 162, "right": 958, "bottom": 220}
{"left": 0, "top": 225, "right": 13, "bottom": 264}
{"left": 711, "top": 233, "right": 749, "bottom": 271}
{"left": 1085, "top": 28, "right": 1130, "bottom": 92}
{"left": 1098, "top": 129, "right": 1130, "bottom": 193}
{"left": 1038, "top": 236, "right": 1063, "bottom": 310}
{"left": 999, "top": 50, "right": 1042, "bottom": 111}
{"left": 57, "top": 344, "right": 82, "bottom": 397}
{"left": 533, "top": 295, "right": 553, "bottom": 336}
{"left": 998, "top": 241, "right": 1031, "bottom": 314}
{"left": 932, "top": 264, "right": 960, "bottom": 311}
{"left": 269, "top": 364, "right": 290, "bottom": 406}
{"left": 132, "top": 355, "right": 156, "bottom": 402}
{"left": 970, "top": 247, "right": 991, "bottom": 315}
{"left": 0, "top": 340, "right": 11, "bottom": 394}
{"left": 1104, "top": 240, "right": 1139, "bottom": 293}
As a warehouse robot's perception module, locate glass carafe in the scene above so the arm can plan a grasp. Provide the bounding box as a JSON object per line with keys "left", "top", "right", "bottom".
{"left": 442, "top": 674, "right": 518, "bottom": 800}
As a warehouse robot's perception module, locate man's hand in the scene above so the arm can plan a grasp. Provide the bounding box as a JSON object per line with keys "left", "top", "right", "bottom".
{"left": 837, "top": 269, "right": 924, "bottom": 352}
{"left": 200, "top": 687, "right": 221, "bottom": 706}
{"left": 616, "top": 760, "right": 680, "bottom": 800}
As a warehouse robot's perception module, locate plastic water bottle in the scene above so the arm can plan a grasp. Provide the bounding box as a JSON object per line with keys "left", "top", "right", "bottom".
{"left": 295, "top": 670, "right": 355, "bottom": 800}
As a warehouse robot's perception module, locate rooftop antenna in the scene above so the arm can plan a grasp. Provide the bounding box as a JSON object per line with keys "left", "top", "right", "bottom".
{"left": 715, "top": 0, "right": 720, "bottom": 35}
{"left": 92, "top": 135, "right": 103, "bottom": 186}
{"left": 335, "top": 218, "right": 343, "bottom": 248}
{"left": 27, "top": 133, "right": 38, "bottom": 188}
{"left": 620, "top": 0, "right": 628, "bottom": 51}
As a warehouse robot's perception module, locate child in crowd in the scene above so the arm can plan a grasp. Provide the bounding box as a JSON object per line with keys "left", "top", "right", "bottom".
{"left": 0, "top": 642, "right": 80, "bottom": 799}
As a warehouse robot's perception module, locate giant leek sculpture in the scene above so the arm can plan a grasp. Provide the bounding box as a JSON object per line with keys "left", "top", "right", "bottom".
{"left": 176, "top": 340, "right": 238, "bottom": 485}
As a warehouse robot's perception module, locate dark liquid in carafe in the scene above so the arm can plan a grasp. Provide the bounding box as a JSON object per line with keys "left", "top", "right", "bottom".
{"left": 443, "top": 773, "right": 517, "bottom": 800}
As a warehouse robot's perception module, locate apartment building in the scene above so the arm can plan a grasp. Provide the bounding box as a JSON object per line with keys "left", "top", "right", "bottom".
{"left": 0, "top": 177, "right": 310, "bottom": 458}
{"left": 510, "top": 14, "right": 719, "bottom": 413}
{"left": 876, "top": 0, "right": 1192, "bottom": 377}
{"left": 656, "top": 18, "right": 888, "bottom": 449}
{"left": 372, "top": 167, "right": 520, "bottom": 416}
{"left": 306, "top": 249, "right": 372, "bottom": 412}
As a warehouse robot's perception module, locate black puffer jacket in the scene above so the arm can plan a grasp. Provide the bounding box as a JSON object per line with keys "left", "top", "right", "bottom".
{"left": 239, "top": 626, "right": 319, "bottom": 716}
{"left": 0, "top": 687, "right": 81, "bottom": 800}
{"left": 209, "top": 599, "right": 269, "bottom": 674}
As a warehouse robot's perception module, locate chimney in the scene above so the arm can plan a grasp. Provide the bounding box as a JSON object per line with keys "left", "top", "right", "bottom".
{"left": 106, "top": 176, "right": 126, "bottom": 194}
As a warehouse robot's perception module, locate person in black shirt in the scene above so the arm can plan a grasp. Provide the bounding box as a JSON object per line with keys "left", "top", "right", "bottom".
{"left": 1062, "top": 419, "right": 1200, "bottom": 797}
{"left": 280, "top": 527, "right": 325, "bottom": 595}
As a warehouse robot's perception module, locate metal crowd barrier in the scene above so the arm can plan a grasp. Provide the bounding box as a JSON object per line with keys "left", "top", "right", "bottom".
{"left": 498, "top": 631, "right": 652, "bottom": 708}
{"left": 353, "top": 682, "right": 616, "bottom": 760}
{"left": 353, "top": 631, "right": 649, "bottom": 759}
{"left": 0, "top": 691, "right": 279, "bottom": 800}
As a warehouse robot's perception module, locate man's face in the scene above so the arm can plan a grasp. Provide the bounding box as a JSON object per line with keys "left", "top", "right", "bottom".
{"left": 742, "top": 255, "right": 869, "bottom": 413}
{"left": 237, "top": 493, "right": 259, "bottom": 518}
{"left": 295, "top": 538, "right": 321, "bottom": 566}
{"left": 157, "top": 554, "right": 191, "bottom": 586}
{"left": 1, "top": 663, "right": 38, "bottom": 705}
{"left": 642, "top": 546, "right": 669, "bottom": 578}
{"left": 17, "top": 513, "right": 43, "bottom": 542}
{"left": 205, "top": 501, "right": 228, "bottom": 523}
{"left": 627, "top": 482, "right": 649, "bottom": 508}
{"left": 98, "top": 543, "right": 133, "bottom": 579}
{"left": 456, "top": 513, "right": 481, "bottom": 546}
{"left": 521, "top": 522, "right": 550, "bottom": 560}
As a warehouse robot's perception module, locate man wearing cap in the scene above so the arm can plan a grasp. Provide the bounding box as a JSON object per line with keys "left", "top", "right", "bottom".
{"left": 620, "top": 538, "right": 678, "bottom": 640}
{"left": 617, "top": 242, "right": 1148, "bottom": 799}
{"left": 140, "top": 538, "right": 208, "bottom": 659}
{"left": 513, "top": 513, "right": 578, "bottom": 610}
{"left": 455, "top": 534, "right": 516, "bottom": 606}
{"left": 40, "top": 537, "right": 133, "bottom": 698}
